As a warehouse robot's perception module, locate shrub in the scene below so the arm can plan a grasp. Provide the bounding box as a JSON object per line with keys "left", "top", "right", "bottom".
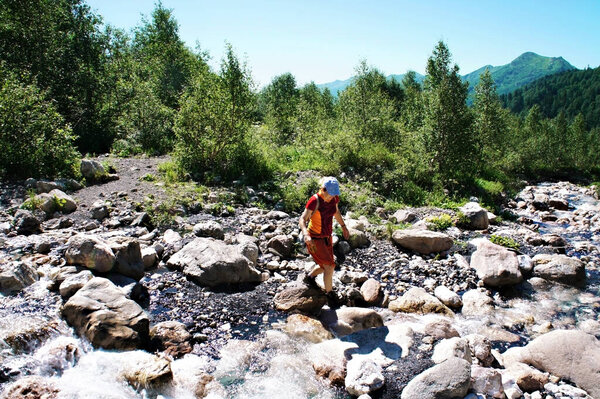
{"left": 21, "top": 189, "right": 43, "bottom": 211}
{"left": 426, "top": 213, "right": 453, "bottom": 231}
{"left": 279, "top": 177, "right": 320, "bottom": 213}
{"left": 490, "top": 234, "right": 520, "bottom": 250}
{"left": 0, "top": 68, "right": 80, "bottom": 179}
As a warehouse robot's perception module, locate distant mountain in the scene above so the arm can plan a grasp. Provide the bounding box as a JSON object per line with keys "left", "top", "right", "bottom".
{"left": 316, "top": 73, "right": 425, "bottom": 97}
{"left": 500, "top": 66, "right": 600, "bottom": 128}
{"left": 316, "top": 52, "right": 576, "bottom": 100}
{"left": 463, "top": 52, "right": 576, "bottom": 99}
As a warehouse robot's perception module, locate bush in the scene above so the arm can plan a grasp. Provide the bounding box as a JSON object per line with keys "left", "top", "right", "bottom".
{"left": 426, "top": 213, "right": 453, "bottom": 231}
{"left": 0, "top": 69, "right": 80, "bottom": 179}
{"left": 279, "top": 177, "right": 320, "bottom": 213}
{"left": 490, "top": 234, "right": 520, "bottom": 250}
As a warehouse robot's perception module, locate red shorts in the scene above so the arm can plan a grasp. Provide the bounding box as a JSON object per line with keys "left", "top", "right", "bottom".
{"left": 307, "top": 236, "right": 334, "bottom": 267}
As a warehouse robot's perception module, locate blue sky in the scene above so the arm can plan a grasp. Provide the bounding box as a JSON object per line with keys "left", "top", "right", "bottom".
{"left": 87, "top": 0, "right": 600, "bottom": 88}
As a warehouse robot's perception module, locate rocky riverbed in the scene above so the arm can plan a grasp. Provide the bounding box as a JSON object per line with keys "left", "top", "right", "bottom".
{"left": 1, "top": 157, "right": 599, "bottom": 399}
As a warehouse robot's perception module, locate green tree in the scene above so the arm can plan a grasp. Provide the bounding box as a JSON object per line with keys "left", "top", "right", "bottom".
{"left": 400, "top": 71, "right": 424, "bottom": 131}
{"left": 422, "top": 41, "right": 475, "bottom": 181}
{"left": 0, "top": 67, "right": 79, "bottom": 179}
{"left": 263, "top": 73, "right": 299, "bottom": 144}
{"left": 175, "top": 45, "right": 259, "bottom": 182}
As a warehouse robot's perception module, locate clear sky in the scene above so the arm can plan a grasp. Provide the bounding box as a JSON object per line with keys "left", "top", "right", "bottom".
{"left": 86, "top": 0, "right": 600, "bottom": 88}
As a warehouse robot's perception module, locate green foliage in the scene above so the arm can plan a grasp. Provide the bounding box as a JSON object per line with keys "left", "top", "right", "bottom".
{"left": 51, "top": 195, "right": 67, "bottom": 212}
{"left": 21, "top": 190, "right": 43, "bottom": 211}
{"left": 278, "top": 177, "right": 321, "bottom": 213}
{"left": 426, "top": 213, "right": 454, "bottom": 231}
{"left": 0, "top": 68, "right": 80, "bottom": 179}
{"left": 158, "top": 160, "right": 186, "bottom": 185}
{"left": 490, "top": 234, "right": 520, "bottom": 250}
{"left": 141, "top": 173, "right": 157, "bottom": 182}
{"left": 454, "top": 211, "right": 471, "bottom": 227}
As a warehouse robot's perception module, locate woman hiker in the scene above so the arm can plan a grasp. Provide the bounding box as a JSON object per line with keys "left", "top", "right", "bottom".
{"left": 299, "top": 177, "right": 350, "bottom": 301}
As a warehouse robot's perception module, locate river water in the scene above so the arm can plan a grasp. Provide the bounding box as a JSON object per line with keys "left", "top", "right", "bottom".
{"left": 1, "top": 182, "right": 599, "bottom": 398}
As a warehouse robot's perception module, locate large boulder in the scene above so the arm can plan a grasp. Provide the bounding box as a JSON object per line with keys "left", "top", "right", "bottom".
{"left": 470, "top": 239, "right": 523, "bottom": 287}
{"left": 267, "top": 234, "right": 294, "bottom": 258}
{"left": 274, "top": 281, "right": 327, "bottom": 313}
{"left": 0, "top": 261, "right": 39, "bottom": 295}
{"left": 61, "top": 277, "right": 149, "bottom": 350}
{"left": 400, "top": 357, "right": 471, "bottom": 399}
{"left": 107, "top": 237, "right": 144, "bottom": 280}
{"left": 150, "top": 321, "right": 193, "bottom": 358}
{"left": 391, "top": 229, "right": 453, "bottom": 254}
{"left": 389, "top": 287, "right": 454, "bottom": 316}
{"left": 80, "top": 159, "right": 106, "bottom": 181}
{"left": 431, "top": 337, "right": 472, "bottom": 364}
{"left": 532, "top": 254, "right": 586, "bottom": 286}
{"left": 65, "top": 234, "right": 115, "bottom": 273}
{"left": 459, "top": 202, "right": 489, "bottom": 230}
{"left": 502, "top": 330, "right": 600, "bottom": 399}
{"left": 347, "top": 228, "right": 370, "bottom": 249}
{"left": 59, "top": 270, "right": 93, "bottom": 298}
{"left": 36, "top": 189, "right": 77, "bottom": 214}
{"left": 319, "top": 307, "right": 384, "bottom": 337}
{"left": 13, "top": 209, "right": 41, "bottom": 235}
{"left": 166, "top": 238, "right": 263, "bottom": 287}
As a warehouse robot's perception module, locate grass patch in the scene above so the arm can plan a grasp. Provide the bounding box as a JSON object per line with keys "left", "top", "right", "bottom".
{"left": 426, "top": 213, "right": 453, "bottom": 231}
{"left": 490, "top": 234, "right": 520, "bottom": 250}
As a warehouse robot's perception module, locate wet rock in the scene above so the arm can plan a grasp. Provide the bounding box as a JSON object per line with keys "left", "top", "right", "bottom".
{"left": 311, "top": 339, "right": 353, "bottom": 386}
{"left": 274, "top": 280, "right": 327, "bottom": 313}
{"left": 61, "top": 277, "right": 149, "bottom": 350}
{"left": 0, "top": 375, "right": 59, "bottom": 399}
{"left": 465, "top": 334, "right": 494, "bottom": 367}
{"left": 108, "top": 237, "right": 144, "bottom": 280}
{"left": 90, "top": 200, "right": 109, "bottom": 220}
{"left": 65, "top": 234, "right": 115, "bottom": 273}
{"left": 150, "top": 321, "right": 193, "bottom": 358}
{"left": 0, "top": 317, "right": 60, "bottom": 353}
{"left": 13, "top": 209, "right": 41, "bottom": 235}
{"left": 549, "top": 198, "right": 569, "bottom": 210}
{"left": 360, "top": 278, "right": 381, "bottom": 305}
{"left": 389, "top": 287, "right": 454, "bottom": 316}
{"left": 400, "top": 357, "right": 471, "bottom": 399}
{"left": 120, "top": 351, "right": 172, "bottom": 389}
{"left": 390, "top": 209, "right": 417, "bottom": 224}
{"left": 502, "top": 330, "right": 600, "bottom": 399}
{"left": 391, "top": 229, "right": 453, "bottom": 254}
{"left": 105, "top": 273, "right": 148, "bottom": 303}
{"left": 59, "top": 270, "right": 93, "bottom": 298}
{"left": 531, "top": 254, "right": 586, "bottom": 286}
{"left": 345, "top": 357, "right": 384, "bottom": 396}
{"left": 282, "top": 314, "right": 333, "bottom": 343}
{"left": 167, "top": 238, "right": 263, "bottom": 287}
{"left": 461, "top": 289, "right": 495, "bottom": 316}
{"left": 347, "top": 228, "right": 370, "bottom": 249}
{"left": 319, "top": 307, "right": 384, "bottom": 337}
{"left": 434, "top": 286, "right": 462, "bottom": 309}
{"left": 518, "top": 255, "right": 533, "bottom": 274}
{"left": 423, "top": 318, "right": 460, "bottom": 340}
{"left": 0, "top": 261, "right": 39, "bottom": 295}
{"left": 470, "top": 239, "right": 523, "bottom": 287}
{"left": 431, "top": 337, "right": 472, "bottom": 364}
{"left": 471, "top": 365, "right": 504, "bottom": 398}
{"left": 267, "top": 234, "right": 294, "bottom": 258}
{"left": 193, "top": 220, "right": 225, "bottom": 240}
{"left": 459, "top": 202, "right": 489, "bottom": 230}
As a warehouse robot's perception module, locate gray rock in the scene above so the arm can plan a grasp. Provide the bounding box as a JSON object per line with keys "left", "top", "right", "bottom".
{"left": 432, "top": 337, "right": 472, "bottom": 364}
{"left": 434, "top": 286, "right": 462, "bottom": 309}
{"left": 360, "top": 278, "right": 381, "bottom": 305}
{"left": 142, "top": 247, "right": 158, "bottom": 270}
{"left": 347, "top": 228, "right": 370, "bottom": 249}
{"left": 193, "top": 220, "right": 225, "bottom": 240}
{"left": 390, "top": 209, "right": 418, "bottom": 224}
{"left": 266, "top": 210, "right": 289, "bottom": 219}
{"left": 150, "top": 321, "right": 192, "bottom": 358}
{"left": 459, "top": 202, "right": 489, "bottom": 230}
{"left": 0, "top": 261, "right": 39, "bottom": 295}
{"left": 91, "top": 200, "right": 109, "bottom": 221}
{"left": 267, "top": 234, "right": 294, "bottom": 258}
{"left": 13, "top": 209, "right": 41, "bottom": 235}
{"left": 166, "top": 238, "right": 262, "bottom": 286}
{"left": 36, "top": 189, "right": 77, "bottom": 214}
{"left": 80, "top": 159, "right": 106, "bottom": 181}
{"left": 470, "top": 239, "right": 523, "bottom": 287}
{"left": 319, "top": 307, "right": 384, "bottom": 337}
{"left": 61, "top": 277, "right": 149, "bottom": 350}
{"left": 532, "top": 254, "right": 586, "bottom": 286}
{"left": 391, "top": 229, "right": 453, "bottom": 254}
{"left": 36, "top": 180, "right": 61, "bottom": 193}
{"left": 461, "top": 289, "right": 495, "bottom": 316}
{"left": 465, "top": 334, "right": 494, "bottom": 367}
{"left": 59, "top": 270, "right": 93, "bottom": 298}
{"left": 471, "top": 365, "right": 504, "bottom": 398}
{"left": 400, "top": 357, "right": 471, "bottom": 399}
{"left": 389, "top": 287, "right": 454, "bottom": 316}
{"left": 502, "top": 330, "right": 600, "bottom": 399}
{"left": 274, "top": 280, "right": 327, "bottom": 313}
{"left": 531, "top": 194, "right": 549, "bottom": 211}
{"left": 108, "top": 237, "right": 144, "bottom": 280}
{"left": 65, "top": 234, "right": 115, "bottom": 273}
{"left": 423, "top": 318, "right": 460, "bottom": 340}
{"left": 345, "top": 357, "right": 384, "bottom": 396}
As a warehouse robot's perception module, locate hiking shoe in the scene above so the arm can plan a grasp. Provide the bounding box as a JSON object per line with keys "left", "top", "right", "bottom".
{"left": 326, "top": 289, "right": 344, "bottom": 308}
{"left": 302, "top": 273, "right": 319, "bottom": 288}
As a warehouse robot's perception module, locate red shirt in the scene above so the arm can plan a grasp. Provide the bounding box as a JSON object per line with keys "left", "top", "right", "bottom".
{"left": 306, "top": 193, "right": 339, "bottom": 237}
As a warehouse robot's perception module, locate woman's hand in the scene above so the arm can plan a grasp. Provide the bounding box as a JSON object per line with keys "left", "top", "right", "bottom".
{"left": 304, "top": 234, "right": 317, "bottom": 252}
